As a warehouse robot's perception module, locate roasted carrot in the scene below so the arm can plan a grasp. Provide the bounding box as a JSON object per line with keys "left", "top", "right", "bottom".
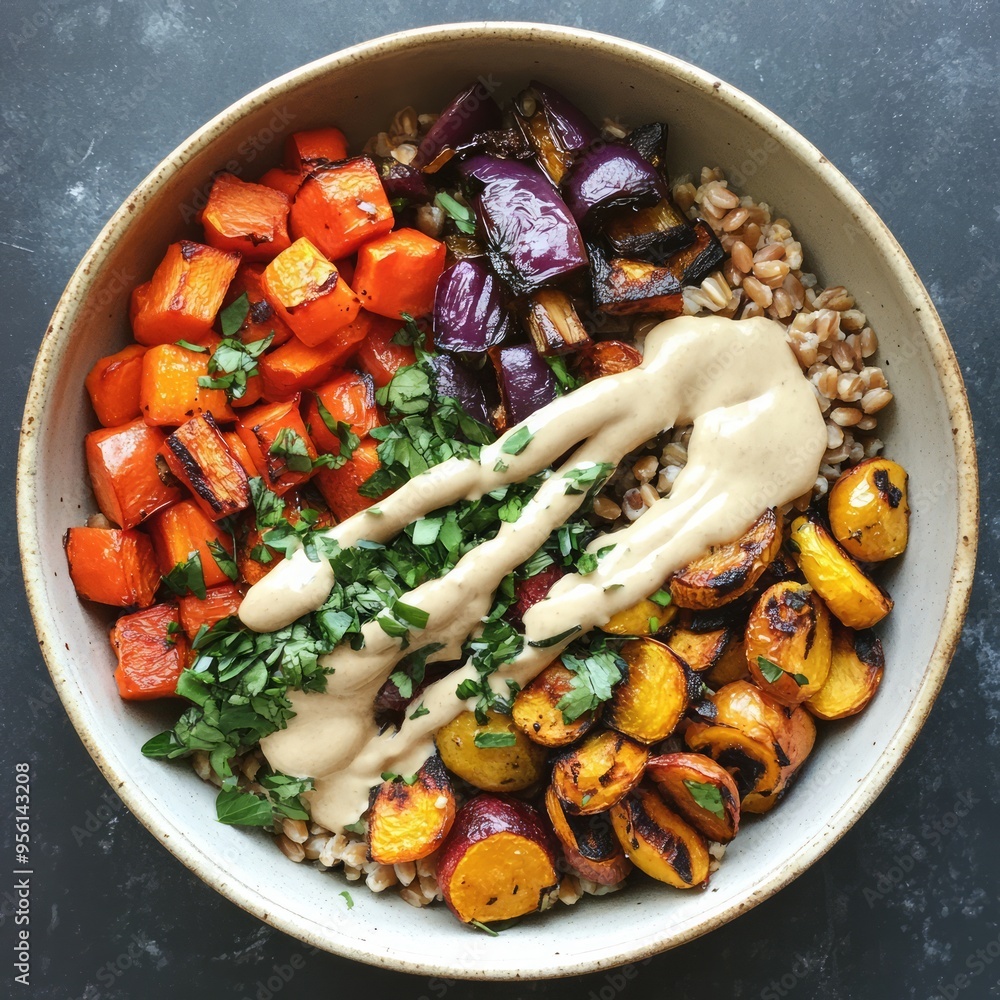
{"left": 111, "top": 603, "right": 188, "bottom": 701}
{"left": 139, "top": 343, "right": 235, "bottom": 427}
{"left": 354, "top": 313, "right": 417, "bottom": 388}
{"left": 288, "top": 157, "right": 394, "bottom": 260}
{"left": 162, "top": 414, "right": 250, "bottom": 521}
{"left": 284, "top": 127, "right": 349, "bottom": 172}
{"left": 199, "top": 172, "right": 291, "bottom": 262}
{"left": 86, "top": 419, "right": 184, "bottom": 529}
{"left": 304, "top": 371, "right": 381, "bottom": 455}
{"left": 235, "top": 394, "right": 318, "bottom": 494}
{"left": 221, "top": 262, "right": 295, "bottom": 348}
{"left": 130, "top": 241, "right": 240, "bottom": 346}
{"left": 177, "top": 583, "right": 243, "bottom": 638}
{"left": 313, "top": 437, "right": 385, "bottom": 519}
{"left": 236, "top": 491, "right": 335, "bottom": 583}
{"left": 221, "top": 429, "right": 258, "bottom": 478}
{"left": 85, "top": 345, "right": 147, "bottom": 427}
{"left": 258, "top": 313, "right": 372, "bottom": 399}
{"left": 146, "top": 500, "right": 236, "bottom": 589}
{"left": 65, "top": 527, "right": 160, "bottom": 608}
{"left": 261, "top": 237, "right": 361, "bottom": 347}
{"left": 353, "top": 227, "right": 446, "bottom": 319}
{"left": 259, "top": 167, "right": 304, "bottom": 200}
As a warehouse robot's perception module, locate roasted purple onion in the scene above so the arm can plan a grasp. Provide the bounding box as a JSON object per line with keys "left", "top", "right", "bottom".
{"left": 412, "top": 82, "right": 503, "bottom": 172}
{"left": 562, "top": 143, "right": 667, "bottom": 226}
{"left": 515, "top": 81, "right": 600, "bottom": 184}
{"left": 377, "top": 159, "right": 432, "bottom": 202}
{"left": 433, "top": 259, "right": 512, "bottom": 355}
{"left": 490, "top": 343, "right": 560, "bottom": 426}
{"left": 425, "top": 353, "right": 491, "bottom": 426}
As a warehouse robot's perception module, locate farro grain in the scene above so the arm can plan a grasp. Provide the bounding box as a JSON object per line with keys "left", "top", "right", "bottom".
{"left": 722, "top": 207, "right": 750, "bottom": 232}
{"left": 837, "top": 373, "right": 864, "bottom": 402}
{"left": 282, "top": 818, "right": 309, "bottom": 844}
{"left": 277, "top": 835, "right": 306, "bottom": 863}
{"left": 857, "top": 415, "right": 877, "bottom": 431}
{"left": 731, "top": 239, "right": 753, "bottom": 272}
{"left": 639, "top": 483, "right": 660, "bottom": 508}
{"left": 593, "top": 496, "right": 623, "bottom": 520}
{"left": 830, "top": 406, "right": 863, "bottom": 427}
{"left": 753, "top": 243, "right": 786, "bottom": 264}
{"left": 633, "top": 456, "right": 658, "bottom": 483}
{"left": 860, "top": 327, "right": 878, "bottom": 357}
{"left": 394, "top": 861, "right": 417, "bottom": 887}
{"left": 743, "top": 276, "right": 773, "bottom": 308}
{"left": 861, "top": 388, "right": 893, "bottom": 413}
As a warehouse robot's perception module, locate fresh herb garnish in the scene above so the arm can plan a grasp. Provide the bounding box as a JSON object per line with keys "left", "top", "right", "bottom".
{"left": 563, "top": 462, "right": 614, "bottom": 496}
{"left": 207, "top": 539, "right": 239, "bottom": 581}
{"left": 757, "top": 655, "right": 809, "bottom": 687}
{"left": 434, "top": 191, "right": 477, "bottom": 235}
{"left": 544, "top": 354, "right": 584, "bottom": 394}
{"left": 683, "top": 779, "right": 726, "bottom": 819}
{"left": 556, "top": 637, "right": 627, "bottom": 723}
{"left": 474, "top": 731, "right": 517, "bottom": 749}
{"left": 269, "top": 426, "right": 313, "bottom": 474}
{"left": 339, "top": 890, "right": 355, "bottom": 910}
{"left": 390, "top": 312, "right": 426, "bottom": 347}
{"left": 161, "top": 551, "right": 207, "bottom": 600}
{"left": 219, "top": 292, "right": 251, "bottom": 338}
{"left": 315, "top": 396, "right": 360, "bottom": 463}
{"left": 409, "top": 702, "right": 430, "bottom": 720}
{"left": 500, "top": 426, "right": 534, "bottom": 456}
{"left": 198, "top": 331, "right": 273, "bottom": 401}
{"left": 175, "top": 339, "right": 208, "bottom": 353}
{"left": 649, "top": 588, "right": 673, "bottom": 608}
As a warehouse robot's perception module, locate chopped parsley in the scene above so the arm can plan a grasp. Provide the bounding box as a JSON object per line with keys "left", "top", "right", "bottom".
{"left": 545, "top": 354, "right": 584, "bottom": 394}
{"left": 339, "top": 891, "right": 355, "bottom": 910}
{"left": 207, "top": 539, "right": 238, "bottom": 581}
{"left": 500, "top": 426, "right": 534, "bottom": 456}
{"left": 757, "top": 655, "right": 809, "bottom": 687}
{"left": 473, "top": 731, "right": 517, "bottom": 749}
{"left": 315, "top": 396, "right": 360, "bottom": 463}
{"left": 161, "top": 551, "right": 207, "bottom": 600}
{"left": 434, "top": 191, "right": 477, "bottom": 235}
{"left": 556, "top": 637, "right": 627, "bottom": 723}
{"left": 198, "top": 329, "right": 273, "bottom": 401}
{"left": 683, "top": 779, "right": 726, "bottom": 819}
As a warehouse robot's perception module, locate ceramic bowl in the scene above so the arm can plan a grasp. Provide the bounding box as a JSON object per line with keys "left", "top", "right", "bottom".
{"left": 17, "top": 21, "right": 978, "bottom": 980}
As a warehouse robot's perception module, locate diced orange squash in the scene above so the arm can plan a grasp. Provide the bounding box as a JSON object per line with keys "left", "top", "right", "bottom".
{"left": 162, "top": 414, "right": 250, "bottom": 521}
{"left": 139, "top": 343, "right": 235, "bottom": 426}
{"left": 353, "top": 228, "right": 446, "bottom": 319}
{"left": 313, "top": 437, "right": 385, "bottom": 519}
{"left": 146, "top": 500, "right": 235, "bottom": 588}
{"left": 258, "top": 314, "right": 372, "bottom": 400}
{"left": 221, "top": 262, "right": 295, "bottom": 348}
{"left": 288, "top": 157, "right": 393, "bottom": 260}
{"left": 284, "top": 127, "right": 349, "bottom": 171}
{"left": 235, "top": 395, "right": 317, "bottom": 494}
{"left": 199, "top": 172, "right": 291, "bottom": 262}
{"left": 85, "top": 419, "right": 184, "bottom": 529}
{"left": 304, "top": 371, "right": 381, "bottom": 455}
{"left": 354, "top": 314, "right": 416, "bottom": 388}
{"left": 262, "top": 238, "right": 361, "bottom": 347}
{"left": 111, "top": 603, "right": 188, "bottom": 700}
{"left": 130, "top": 241, "right": 240, "bottom": 346}
{"left": 221, "top": 429, "right": 258, "bottom": 478}
{"left": 177, "top": 583, "right": 243, "bottom": 638}
{"left": 65, "top": 527, "right": 160, "bottom": 608}
{"left": 85, "top": 345, "right": 147, "bottom": 427}
{"left": 259, "top": 166, "right": 305, "bottom": 200}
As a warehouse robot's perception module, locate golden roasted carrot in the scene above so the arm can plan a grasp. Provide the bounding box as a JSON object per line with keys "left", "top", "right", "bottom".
{"left": 353, "top": 227, "right": 447, "bottom": 319}
{"left": 303, "top": 370, "right": 381, "bottom": 455}
{"left": 146, "top": 500, "right": 235, "bottom": 589}
{"left": 139, "top": 342, "right": 234, "bottom": 427}
{"left": 312, "top": 436, "right": 385, "bottom": 518}
{"left": 234, "top": 395, "right": 318, "bottom": 494}
{"left": 551, "top": 729, "right": 649, "bottom": 815}
{"left": 284, "top": 127, "right": 349, "bottom": 172}
{"left": 177, "top": 583, "right": 243, "bottom": 638}
{"left": 85, "top": 345, "right": 146, "bottom": 427}
{"left": 110, "top": 603, "right": 188, "bottom": 701}
{"left": 200, "top": 172, "right": 291, "bottom": 262}
{"left": 65, "top": 527, "right": 160, "bottom": 608}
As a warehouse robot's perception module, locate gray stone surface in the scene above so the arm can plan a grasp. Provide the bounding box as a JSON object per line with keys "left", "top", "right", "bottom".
{"left": 2, "top": 1, "right": 996, "bottom": 997}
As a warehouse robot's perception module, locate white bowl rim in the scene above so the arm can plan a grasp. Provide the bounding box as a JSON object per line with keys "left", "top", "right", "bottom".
{"left": 16, "top": 20, "right": 979, "bottom": 980}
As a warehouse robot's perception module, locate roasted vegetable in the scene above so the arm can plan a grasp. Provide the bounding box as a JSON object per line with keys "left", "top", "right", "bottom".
{"left": 259, "top": 166, "right": 304, "bottom": 200}
{"left": 138, "top": 341, "right": 234, "bottom": 427}
{"left": 806, "top": 624, "right": 885, "bottom": 720}
{"left": 544, "top": 785, "right": 631, "bottom": 885}
{"left": 490, "top": 343, "right": 559, "bottom": 426}
{"left": 461, "top": 155, "right": 588, "bottom": 295}
{"left": 199, "top": 172, "right": 291, "bottom": 262}
{"left": 575, "top": 339, "right": 643, "bottom": 380}
{"left": 235, "top": 395, "right": 318, "bottom": 495}
{"left": 313, "top": 437, "right": 386, "bottom": 519}
{"left": 283, "top": 127, "right": 349, "bottom": 172}
{"left": 645, "top": 752, "right": 740, "bottom": 843}
{"left": 551, "top": 729, "right": 649, "bottom": 815}
{"left": 367, "top": 754, "right": 456, "bottom": 865}
{"left": 146, "top": 499, "right": 236, "bottom": 590}
{"left": 601, "top": 597, "right": 676, "bottom": 636}
{"left": 85, "top": 345, "right": 146, "bottom": 428}
{"left": 741, "top": 710, "right": 816, "bottom": 814}
{"left": 605, "top": 197, "right": 695, "bottom": 261}
{"left": 177, "top": 583, "right": 243, "bottom": 638}
{"left": 705, "top": 635, "right": 750, "bottom": 689}
{"left": 85, "top": 419, "right": 183, "bottom": 529}
{"left": 789, "top": 516, "right": 893, "bottom": 629}
{"left": 436, "top": 794, "right": 559, "bottom": 923}
{"left": 353, "top": 227, "right": 447, "bottom": 320}
{"left": 425, "top": 353, "right": 492, "bottom": 426}
{"left": 130, "top": 241, "right": 240, "bottom": 347}
{"left": 513, "top": 81, "right": 598, "bottom": 185}
{"left": 435, "top": 709, "right": 547, "bottom": 793}
{"left": 671, "top": 508, "right": 782, "bottom": 609}
{"left": 524, "top": 289, "right": 591, "bottom": 356}
{"left": 162, "top": 414, "right": 250, "bottom": 521}
{"left": 745, "top": 580, "right": 833, "bottom": 706}
{"left": 610, "top": 784, "right": 710, "bottom": 889}
{"left": 262, "top": 238, "right": 361, "bottom": 348}
{"left": 376, "top": 159, "right": 432, "bottom": 202}
{"left": 683, "top": 722, "right": 782, "bottom": 800}
{"left": 354, "top": 314, "right": 418, "bottom": 388}
{"left": 288, "top": 157, "right": 394, "bottom": 260}
{"left": 828, "top": 458, "right": 910, "bottom": 562}
{"left": 662, "top": 219, "right": 726, "bottom": 285}
{"left": 110, "top": 602, "right": 188, "bottom": 700}
{"left": 413, "top": 83, "right": 503, "bottom": 172}
{"left": 606, "top": 638, "right": 689, "bottom": 744}
{"left": 432, "top": 258, "right": 512, "bottom": 355}
{"left": 65, "top": 527, "right": 160, "bottom": 608}
{"left": 222, "top": 262, "right": 295, "bottom": 348}
{"left": 512, "top": 661, "right": 599, "bottom": 747}
{"left": 303, "top": 371, "right": 380, "bottom": 456}
{"left": 562, "top": 142, "right": 667, "bottom": 225}
{"left": 589, "top": 245, "right": 684, "bottom": 316}
{"left": 667, "top": 620, "right": 734, "bottom": 673}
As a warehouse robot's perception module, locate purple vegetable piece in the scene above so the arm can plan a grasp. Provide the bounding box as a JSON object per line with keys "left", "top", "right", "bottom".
{"left": 493, "top": 344, "right": 559, "bottom": 425}
{"left": 433, "top": 259, "right": 512, "bottom": 355}
{"left": 461, "top": 156, "right": 588, "bottom": 296}
{"left": 425, "top": 353, "right": 491, "bottom": 426}
{"left": 528, "top": 80, "right": 599, "bottom": 154}
{"left": 562, "top": 143, "right": 667, "bottom": 225}
{"left": 378, "top": 160, "right": 431, "bottom": 202}
{"left": 413, "top": 82, "right": 503, "bottom": 171}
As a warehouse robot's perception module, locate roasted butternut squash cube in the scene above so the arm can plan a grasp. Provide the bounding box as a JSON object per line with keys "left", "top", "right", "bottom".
{"left": 110, "top": 603, "right": 188, "bottom": 700}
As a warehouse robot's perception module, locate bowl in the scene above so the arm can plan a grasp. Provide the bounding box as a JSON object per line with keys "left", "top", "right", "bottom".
{"left": 17, "top": 21, "right": 978, "bottom": 980}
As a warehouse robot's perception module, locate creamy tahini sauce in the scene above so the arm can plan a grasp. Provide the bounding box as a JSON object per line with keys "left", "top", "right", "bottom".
{"left": 240, "top": 315, "right": 828, "bottom": 832}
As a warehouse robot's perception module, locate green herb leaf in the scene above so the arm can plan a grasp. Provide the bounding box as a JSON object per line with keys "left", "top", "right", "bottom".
{"left": 219, "top": 292, "right": 251, "bottom": 338}
{"left": 216, "top": 786, "right": 274, "bottom": 827}
{"left": 556, "top": 638, "right": 627, "bottom": 723}
{"left": 175, "top": 339, "right": 208, "bottom": 353}
{"left": 315, "top": 396, "right": 361, "bottom": 462}
{"left": 161, "top": 551, "right": 207, "bottom": 600}
{"left": 683, "top": 779, "right": 726, "bottom": 819}
{"left": 563, "top": 462, "right": 614, "bottom": 495}
{"left": 473, "top": 731, "right": 517, "bottom": 749}
{"left": 409, "top": 703, "right": 430, "bottom": 720}
{"left": 500, "top": 426, "right": 534, "bottom": 456}
{"left": 545, "top": 354, "right": 584, "bottom": 394}
{"left": 469, "top": 919, "right": 499, "bottom": 936}
{"left": 649, "top": 588, "right": 673, "bottom": 608}
{"left": 434, "top": 191, "right": 477, "bottom": 235}
{"left": 757, "top": 656, "right": 809, "bottom": 687}
{"left": 339, "top": 890, "right": 355, "bottom": 910}
{"left": 269, "top": 426, "right": 313, "bottom": 474}
{"left": 390, "top": 312, "right": 426, "bottom": 348}
{"left": 207, "top": 539, "right": 239, "bottom": 581}
{"left": 198, "top": 331, "right": 273, "bottom": 401}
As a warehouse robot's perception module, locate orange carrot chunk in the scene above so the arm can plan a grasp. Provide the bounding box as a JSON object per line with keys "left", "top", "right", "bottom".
{"left": 162, "top": 414, "right": 250, "bottom": 521}
{"left": 304, "top": 371, "right": 381, "bottom": 455}
{"left": 146, "top": 500, "right": 235, "bottom": 589}
{"left": 284, "top": 127, "right": 349, "bottom": 172}
{"left": 221, "top": 262, "right": 295, "bottom": 348}
{"left": 85, "top": 419, "right": 184, "bottom": 529}
{"left": 258, "top": 313, "right": 372, "bottom": 400}
{"left": 139, "top": 343, "right": 235, "bottom": 427}
{"left": 111, "top": 603, "right": 188, "bottom": 701}
{"left": 235, "top": 394, "right": 318, "bottom": 494}
{"left": 65, "top": 527, "right": 160, "bottom": 608}
{"left": 85, "top": 345, "right": 147, "bottom": 427}
{"left": 222, "top": 429, "right": 258, "bottom": 478}
{"left": 262, "top": 237, "right": 361, "bottom": 347}
{"left": 130, "top": 241, "right": 240, "bottom": 346}
{"left": 259, "top": 167, "right": 305, "bottom": 200}
{"left": 177, "top": 583, "right": 243, "bottom": 638}
{"left": 354, "top": 314, "right": 417, "bottom": 388}
{"left": 353, "top": 227, "right": 446, "bottom": 320}
{"left": 199, "top": 173, "right": 291, "bottom": 263}
{"left": 288, "top": 157, "right": 394, "bottom": 260}
{"left": 313, "top": 436, "right": 385, "bottom": 519}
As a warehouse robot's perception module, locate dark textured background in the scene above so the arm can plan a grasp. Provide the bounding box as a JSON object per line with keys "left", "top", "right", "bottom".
{"left": 2, "top": 2, "right": 996, "bottom": 998}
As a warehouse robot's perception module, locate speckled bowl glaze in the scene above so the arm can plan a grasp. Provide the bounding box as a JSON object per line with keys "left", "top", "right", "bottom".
{"left": 17, "top": 22, "right": 978, "bottom": 980}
